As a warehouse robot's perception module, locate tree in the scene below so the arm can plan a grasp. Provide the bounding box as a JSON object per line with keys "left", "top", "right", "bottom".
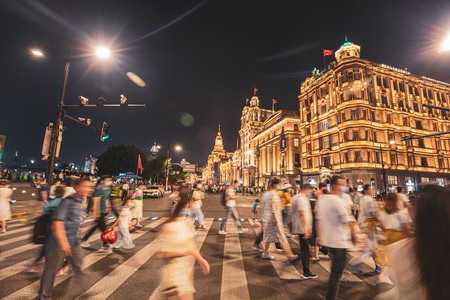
{"left": 96, "top": 144, "right": 147, "bottom": 176}
{"left": 144, "top": 157, "right": 166, "bottom": 184}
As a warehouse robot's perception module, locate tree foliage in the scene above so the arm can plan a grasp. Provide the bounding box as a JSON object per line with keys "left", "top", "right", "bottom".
{"left": 96, "top": 144, "right": 147, "bottom": 176}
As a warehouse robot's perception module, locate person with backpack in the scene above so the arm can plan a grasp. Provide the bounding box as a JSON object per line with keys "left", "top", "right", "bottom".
{"left": 29, "top": 185, "right": 66, "bottom": 274}
{"left": 38, "top": 177, "right": 95, "bottom": 299}
{"left": 218, "top": 180, "right": 248, "bottom": 235}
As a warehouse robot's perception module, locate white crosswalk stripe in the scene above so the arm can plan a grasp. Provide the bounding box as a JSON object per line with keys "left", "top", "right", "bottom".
{"left": 0, "top": 217, "right": 382, "bottom": 299}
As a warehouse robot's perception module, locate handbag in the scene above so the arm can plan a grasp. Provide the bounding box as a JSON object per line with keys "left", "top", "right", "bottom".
{"left": 101, "top": 227, "right": 117, "bottom": 244}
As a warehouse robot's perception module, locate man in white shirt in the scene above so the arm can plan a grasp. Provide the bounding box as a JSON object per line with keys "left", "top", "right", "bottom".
{"left": 291, "top": 184, "right": 317, "bottom": 279}
{"left": 316, "top": 175, "right": 360, "bottom": 300}
{"left": 218, "top": 180, "right": 248, "bottom": 234}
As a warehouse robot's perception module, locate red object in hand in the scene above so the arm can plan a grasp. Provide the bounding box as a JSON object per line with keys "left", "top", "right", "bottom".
{"left": 101, "top": 227, "right": 117, "bottom": 244}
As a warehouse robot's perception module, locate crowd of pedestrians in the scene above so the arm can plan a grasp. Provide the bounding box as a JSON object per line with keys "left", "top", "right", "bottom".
{"left": 2, "top": 169, "right": 449, "bottom": 299}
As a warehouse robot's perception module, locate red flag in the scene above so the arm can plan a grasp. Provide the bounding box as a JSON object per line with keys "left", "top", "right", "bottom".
{"left": 254, "top": 87, "right": 258, "bottom": 95}
{"left": 137, "top": 154, "right": 144, "bottom": 174}
{"left": 323, "top": 49, "right": 333, "bottom": 56}
{"left": 272, "top": 99, "right": 278, "bottom": 104}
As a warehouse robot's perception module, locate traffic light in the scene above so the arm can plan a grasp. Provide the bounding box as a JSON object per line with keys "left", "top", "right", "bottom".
{"left": 100, "top": 122, "right": 110, "bottom": 141}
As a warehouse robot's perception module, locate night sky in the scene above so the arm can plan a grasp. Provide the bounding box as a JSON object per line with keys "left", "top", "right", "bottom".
{"left": 1, "top": 0, "right": 450, "bottom": 170}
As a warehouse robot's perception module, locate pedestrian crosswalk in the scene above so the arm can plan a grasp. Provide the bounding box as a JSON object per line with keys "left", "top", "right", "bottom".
{"left": 0, "top": 216, "right": 384, "bottom": 299}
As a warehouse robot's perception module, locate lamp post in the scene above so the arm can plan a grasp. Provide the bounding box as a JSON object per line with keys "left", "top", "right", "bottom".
{"left": 161, "top": 144, "right": 182, "bottom": 191}
{"left": 46, "top": 44, "right": 73, "bottom": 181}
{"left": 380, "top": 144, "right": 387, "bottom": 193}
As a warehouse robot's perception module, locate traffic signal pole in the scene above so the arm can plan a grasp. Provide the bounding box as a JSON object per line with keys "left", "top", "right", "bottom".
{"left": 45, "top": 44, "right": 146, "bottom": 181}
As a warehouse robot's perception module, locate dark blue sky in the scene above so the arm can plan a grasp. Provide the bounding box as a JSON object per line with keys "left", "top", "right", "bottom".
{"left": 1, "top": 0, "right": 450, "bottom": 169}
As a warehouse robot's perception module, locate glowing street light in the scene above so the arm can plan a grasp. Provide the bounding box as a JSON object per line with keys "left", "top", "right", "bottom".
{"left": 441, "top": 33, "right": 450, "bottom": 52}
{"left": 35, "top": 44, "right": 111, "bottom": 181}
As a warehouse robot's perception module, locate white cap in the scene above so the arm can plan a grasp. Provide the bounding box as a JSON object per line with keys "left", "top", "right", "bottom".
{"left": 282, "top": 183, "right": 292, "bottom": 190}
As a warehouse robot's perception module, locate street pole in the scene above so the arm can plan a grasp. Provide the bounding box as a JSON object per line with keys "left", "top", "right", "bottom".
{"left": 46, "top": 44, "right": 72, "bottom": 181}
{"left": 165, "top": 144, "right": 169, "bottom": 191}
{"left": 380, "top": 144, "right": 387, "bottom": 194}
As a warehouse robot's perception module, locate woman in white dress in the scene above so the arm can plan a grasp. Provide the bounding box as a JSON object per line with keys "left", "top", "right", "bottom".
{"left": 0, "top": 180, "right": 13, "bottom": 233}
{"left": 155, "top": 181, "right": 209, "bottom": 300}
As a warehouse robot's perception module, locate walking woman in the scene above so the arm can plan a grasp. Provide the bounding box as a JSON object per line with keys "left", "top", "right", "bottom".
{"left": 376, "top": 192, "right": 411, "bottom": 285}
{"left": 0, "top": 180, "right": 13, "bottom": 233}
{"left": 261, "top": 178, "right": 298, "bottom": 261}
{"left": 155, "top": 180, "right": 210, "bottom": 299}
{"left": 131, "top": 184, "right": 145, "bottom": 228}
{"left": 377, "top": 184, "right": 450, "bottom": 299}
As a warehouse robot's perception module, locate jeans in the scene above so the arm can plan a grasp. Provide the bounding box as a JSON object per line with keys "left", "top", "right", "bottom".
{"left": 39, "top": 245, "right": 84, "bottom": 299}
{"left": 190, "top": 207, "right": 205, "bottom": 226}
{"left": 282, "top": 206, "right": 291, "bottom": 226}
{"left": 298, "top": 234, "right": 311, "bottom": 273}
{"left": 326, "top": 247, "right": 348, "bottom": 300}
{"left": 219, "top": 206, "right": 242, "bottom": 231}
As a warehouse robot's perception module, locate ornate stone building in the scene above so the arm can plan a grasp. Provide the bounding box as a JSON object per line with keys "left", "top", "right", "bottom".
{"left": 203, "top": 41, "right": 450, "bottom": 192}
{"left": 202, "top": 125, "right": 229, "bottom": 184}
{"left": 298, "top": 40, "right": 450, "bottom": 192}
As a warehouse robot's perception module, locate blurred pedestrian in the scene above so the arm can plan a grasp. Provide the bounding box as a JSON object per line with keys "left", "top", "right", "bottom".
{"left": 261, "top": 178, "right": 298, "bottom": 262}
{"left": 218, "top": 180, "right": 248, "bottom": 235}
{"left": 0, "top": 180, "right": 13, "bottom": 233}
{"left": 376, "top": 192, "right": 412, "bottom": 285}
{"left": 155, "top": 179, "right": 210, "bottom": 299}
{"left": 291, "top": 184, "right": 317, "bottom": 279}
{"left": 191, "top": 180, "right": 206, "bottom": 230}
{"left": 80, "top": 175, "right": 113, "bottom": 250}
{"left": 251, "top": 198, "right": 260, "bottom": 220}
{"left": 316, "top": 175, "right": 360, "bottom": 300}
{"left": 377, "top": 184, "right": 450, "bottom": 299}
{"left": 38, "top": 177, "right": 95, "bottom": 299}
{"left": 131, "top": 184, "right": 145, "bottom": 228}
{"left": 111, "top": 199, "right": 135, "bottom": 253}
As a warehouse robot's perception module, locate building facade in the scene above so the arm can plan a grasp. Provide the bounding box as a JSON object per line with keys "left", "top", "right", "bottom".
{"left": 202, "top": 41, "right": 450, "bottom": 192}
{"left": 298, "top": 40, "right": 450, "bottom": 192}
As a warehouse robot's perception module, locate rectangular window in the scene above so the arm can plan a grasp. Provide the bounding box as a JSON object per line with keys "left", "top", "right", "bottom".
{"left": 321, "top": 105, "right": 327, "bottom": 114}
{"left": 407, "top": 154, "right": 414, "bottom": 167}
{"left": 324, "top": 156, "right": 331, "bottom": 168}
{"left": 323, "top": 136, "right": 330, "bottom": 149}
{"left": 294, "top": 153, "right": 300, "bottom": 168}
{"left": 307, "top": 159, "right": 312, "bottom": 169}
{"left": 387, "top": 175, "right": 398, "bottom": 186}
{"left": 294, "top": 124, "right": 299, "bottom": 131}
{"left": 355, "top": 151, "right": 361, "bottom": 162}
{"left": 438, "top": 157, "right": 444, "bottom": 169}
{"left": 416, "top": 120, "right": 422, "bottom": 130}
{"left": 421, "top": 157, "right": 428, "bottom": 167}
{"left": 294, "top": 138, "right": 299, "bottom": 147}
{"left": 322, "top": 121, "right": 328, "bottom": 130}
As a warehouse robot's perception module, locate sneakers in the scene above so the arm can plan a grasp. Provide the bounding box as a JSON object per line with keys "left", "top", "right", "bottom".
{"left": 238, "top": 228, "right": 248, "bottom": 234}
{"left": 112, "top": 247, "right": 122, "bottom": 253}
{"left": 80, "top": 241, "right": 90, "bottom": 248}
{"left": 351, "top": 263, "right": 363, "bottom": 275}
{"left": 275, "top": 248, "right": 284, "bottom": 252}
{"left": 262, "top": 253, "right": 275, "bottom": 260}
{"left": 218, "top": 230, "right": 228, "bottom": 235}
{"left": 123, "top": 244, "right": 135, "bottom": 250}
{"left": 56, "top": 269, "right": 64, "bottom": 277}
{"left": 301, "top": 272, "right": 318, "bottom": 280}
{"left": 101, "top": 244, "right": 110, "bottom": 250}
{"left": 288, "top": 255, "right": 299, "bottom": 262}
{"left": 28, "top": 266, "right": 40, "bottom": 273}
{"left": 252, "top": 244, "right": 263, "bottom": 252}
{"left": 198, "top": 225, "right": 207, "bottom": 230}
{"left": 375, "top": 264, "right": 382, "bottom": 273}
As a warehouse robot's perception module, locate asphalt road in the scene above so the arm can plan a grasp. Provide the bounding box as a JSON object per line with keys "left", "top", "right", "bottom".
{"left": 1, "top": 189, "right": 394, "bottom": 300}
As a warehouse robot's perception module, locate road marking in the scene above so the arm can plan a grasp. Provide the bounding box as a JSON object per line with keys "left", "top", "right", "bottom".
{"left": 4, "top": 218, "right": 168, "bottom": 300}
{"left": 220, "top": 218, "right": 251, "bottom": 300}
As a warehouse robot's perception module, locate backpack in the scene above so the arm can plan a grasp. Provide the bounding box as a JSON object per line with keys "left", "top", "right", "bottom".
{"left": 33, "top": 211, "right": 54, "bottom": 244}
{"left": 220, "top": 190, "right": 227, "bottom": 206}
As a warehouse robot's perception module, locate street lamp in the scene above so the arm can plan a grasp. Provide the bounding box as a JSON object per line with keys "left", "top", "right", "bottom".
{"left": 159, "top": 144, "right": 182, "bottom": 191}
{"left": 379, "top": 140, "right": 395, "bottom": 193}
{"left": 33, "top": 44, "right": 111, "bottom": 181}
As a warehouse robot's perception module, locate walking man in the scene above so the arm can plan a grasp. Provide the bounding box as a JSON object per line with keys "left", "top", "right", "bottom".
{"left": 81, "top": 175, "right": 113, "bottom": 250}
{"left": 291, "top": 184, "right": 317, "bottom": 279}
{"left": 219, "top": 180, "right": 248, "bottom": 234}
{"left": 316, "top": 175, "right": 360, "bottom": 300}
{"left": 39, "top": 177, "right": 95, "bottom": 299}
